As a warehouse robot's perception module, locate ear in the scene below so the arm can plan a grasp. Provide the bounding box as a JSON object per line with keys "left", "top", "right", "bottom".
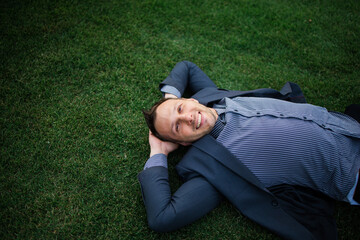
{"left": 188, "top": 98, "right": 199, "bottom": 103}
{"left": 179, "top": 142, "right": 192, "bottom": 146}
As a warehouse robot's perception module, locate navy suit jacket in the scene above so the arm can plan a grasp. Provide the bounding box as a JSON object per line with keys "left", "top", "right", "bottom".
{"left": 138, "top": 61, "right": 337, "bottom": 240}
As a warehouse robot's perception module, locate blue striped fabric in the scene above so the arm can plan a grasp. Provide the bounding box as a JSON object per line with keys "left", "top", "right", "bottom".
{"left": 212, "top": 97, "right": 360, "bottom": 201}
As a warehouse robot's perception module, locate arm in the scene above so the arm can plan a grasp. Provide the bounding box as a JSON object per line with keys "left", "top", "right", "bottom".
{"left": 160, "top": 61, "right": 217, "bottom": 97}
{"left": 138, "top": 167, "right": 222, "bottom": 232}
{"left": 138, "top": 132, "right": 222, "bottom": 232}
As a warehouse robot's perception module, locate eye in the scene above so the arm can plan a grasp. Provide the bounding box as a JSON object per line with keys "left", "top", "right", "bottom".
{"left": 175, "top": 123, "right": 180, "bottom": 132}
{"left": 178, "top": 104, "right": 182, "bottom": 113}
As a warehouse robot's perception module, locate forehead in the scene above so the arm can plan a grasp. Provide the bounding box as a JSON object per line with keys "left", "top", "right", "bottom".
{"left": 155, "top": 98, "right": 181, "bottom": 124}
{"left": 154, "top": 99, "right": 180, "bottom": 139}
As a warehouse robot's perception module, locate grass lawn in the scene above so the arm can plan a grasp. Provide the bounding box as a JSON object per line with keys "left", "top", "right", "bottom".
{"left": 1, "top": 0, "right": 359, "bottom": 239}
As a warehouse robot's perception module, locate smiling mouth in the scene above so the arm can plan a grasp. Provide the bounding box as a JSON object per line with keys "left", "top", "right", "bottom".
{"left": 196, "top": 113, "right": 201, "bottom": 129}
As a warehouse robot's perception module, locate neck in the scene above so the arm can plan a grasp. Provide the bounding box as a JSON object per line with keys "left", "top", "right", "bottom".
{"left": 210, "top": 107, "right": 219, "bottom": 121}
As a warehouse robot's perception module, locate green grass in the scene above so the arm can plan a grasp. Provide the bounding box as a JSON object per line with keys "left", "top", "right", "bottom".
{"left": 1, "top": 0, "right": 359, "bottom": 239}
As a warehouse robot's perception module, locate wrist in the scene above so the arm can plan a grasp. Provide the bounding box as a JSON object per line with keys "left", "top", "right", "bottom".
{"left": 164, "top": 93, "right": 178, "bottom": 99}
{"left": 150, "top": 150, "right": 168, "bottom": 158}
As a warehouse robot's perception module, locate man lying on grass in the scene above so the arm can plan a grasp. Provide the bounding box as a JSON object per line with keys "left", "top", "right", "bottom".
{"left": 138, "top": 61, "right": 360, "bottom": 240}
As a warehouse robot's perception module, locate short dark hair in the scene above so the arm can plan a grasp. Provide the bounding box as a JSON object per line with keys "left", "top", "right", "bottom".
{"left": 142, "top": 98, "right": 175, "bottom": 142}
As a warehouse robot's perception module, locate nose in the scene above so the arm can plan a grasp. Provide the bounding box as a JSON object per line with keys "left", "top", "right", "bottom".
{"left": 179, "top": 112, "right": 193, "bottom": 125}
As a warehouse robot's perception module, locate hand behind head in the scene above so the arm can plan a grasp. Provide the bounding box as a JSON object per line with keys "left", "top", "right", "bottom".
{"left": 149, "top": 131, "right": 179, "bottom": 157}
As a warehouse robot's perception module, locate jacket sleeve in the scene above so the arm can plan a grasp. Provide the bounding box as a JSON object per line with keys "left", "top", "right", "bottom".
{"left": 138, "top": 166, "right": 222, "bottom": 232}
{"left": 159, "top": 61, "right": 217, "bottom": 97}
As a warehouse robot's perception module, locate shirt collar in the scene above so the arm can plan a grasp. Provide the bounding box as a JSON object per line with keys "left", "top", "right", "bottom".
{"left": 210, "top": 109, "right": 226, "bottom": 139}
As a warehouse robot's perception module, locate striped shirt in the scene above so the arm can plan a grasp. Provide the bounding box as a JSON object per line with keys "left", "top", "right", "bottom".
{"left": 212, "top": 97, "right": 360, "bottom": 201}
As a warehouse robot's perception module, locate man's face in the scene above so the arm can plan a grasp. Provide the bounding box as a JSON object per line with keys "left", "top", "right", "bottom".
{"left": 154, "top": 98, "right": 218, "bottom": 144}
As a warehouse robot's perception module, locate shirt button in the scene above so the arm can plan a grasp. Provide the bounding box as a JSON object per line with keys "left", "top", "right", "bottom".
{"left": 234, "top": 109, "right": 238, "bottom": 112}
{"left": 256, "top": 112, "right": 260, "bottom": 115}
{"left": 271, "top": 200, "right": 279, "bottom": 207}
{"left": 303, "top": 116, "right": 307, "bottom": 120}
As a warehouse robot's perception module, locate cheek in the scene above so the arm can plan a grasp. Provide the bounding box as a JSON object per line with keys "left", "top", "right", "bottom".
{"left": 181, "top": 126, "right": 190, "bottom": 134}
{"left": 181, "top": 126, "right": 193, "bottom": 136}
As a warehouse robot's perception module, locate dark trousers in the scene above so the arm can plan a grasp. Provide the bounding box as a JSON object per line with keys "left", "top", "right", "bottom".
{"left": 345, "top": 104, "right": 360, "bottom": 123}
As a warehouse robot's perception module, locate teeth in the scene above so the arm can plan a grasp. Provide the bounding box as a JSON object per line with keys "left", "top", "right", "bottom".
{"left": 197, "top": 113, "right": 201, "bottom": 129}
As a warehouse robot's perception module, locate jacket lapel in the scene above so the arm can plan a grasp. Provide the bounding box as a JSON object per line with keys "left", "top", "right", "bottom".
{"left": 193, "top": 135, "right": 269, "bottom": 193}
